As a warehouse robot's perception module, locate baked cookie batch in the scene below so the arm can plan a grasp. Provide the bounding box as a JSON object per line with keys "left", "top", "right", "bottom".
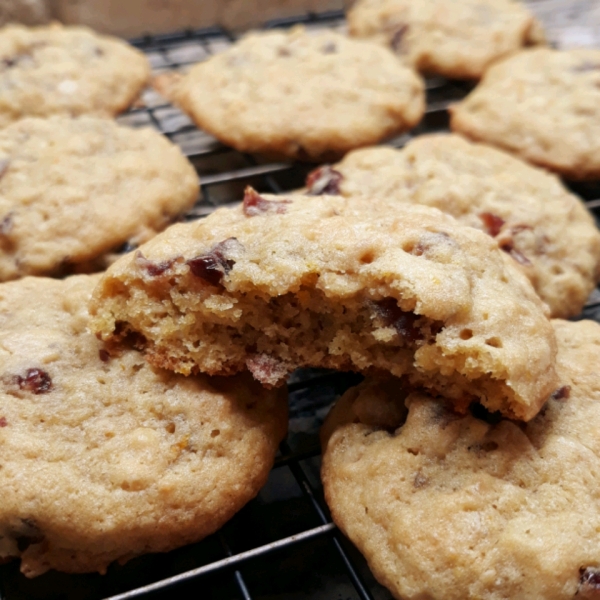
{"left": 2, "top": 3, "right": 600, "bottom": 599}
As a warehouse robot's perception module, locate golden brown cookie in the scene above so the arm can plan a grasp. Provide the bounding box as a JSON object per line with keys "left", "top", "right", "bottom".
{"left": 176, "top": 26, "right": 425, "bottom": 160}
{"left": 306, "top": 134, "right": 600, "bottom": 318}
{"left": 321, "top": 319, "right": 600, "bottom": 600}
{"left": 90, "top": 191, "right": 557, "bottom": 421}
{"left": 0, "top": 275, "right": 287, "bottom": 577}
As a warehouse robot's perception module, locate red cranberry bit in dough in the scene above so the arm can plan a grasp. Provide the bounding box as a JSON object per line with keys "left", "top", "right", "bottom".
{"left": 187, "top": 238, "right": 242, "bottom": 287}
{"left": 306, "top": 166, "right": 343, "bottom": 196}
{"left": 374, "top": 298, "right": 422, "bottom": 343}
{"left": 479, "top": 212, "right": 505, "bottom": 237}
{"left": 246, "top": 354, "right": 290, "bottom": 387}
{"left": 390, "top": 24, "right": 410, "bottom": 53}
{"left": 578, "top": 567, "right": 600, "bottom": 598}
{"left": 551, "top": 385, "right": 571, "bottom": 401}
{"left": 134, "top": 252, "right": 178, "bottom": 277}
{"left": 0, "top": 213, "right": 13, "bottom": 236}
{"left": 99, "top": 349, "right": 110, "bottom": 362}
{"left": 0, "top": 417, "right": 7, "bottom": 427}
{"left": 499, "top": 240, "right": 532, "bottom": 266}
{"left": 16, "top": 368, "right": 52, "bottom": 394}
{"left": 243, "top": 187, "right": 291, "bottom": 216}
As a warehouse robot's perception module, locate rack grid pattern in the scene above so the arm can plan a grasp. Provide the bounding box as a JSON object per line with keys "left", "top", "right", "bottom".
{"left": 2, "top": 9, "right": 600, "bottom": 600}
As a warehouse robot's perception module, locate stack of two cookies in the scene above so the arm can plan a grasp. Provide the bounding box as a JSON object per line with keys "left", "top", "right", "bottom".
{"left": 85, "top": 175, "right": 600, "bottom": 598}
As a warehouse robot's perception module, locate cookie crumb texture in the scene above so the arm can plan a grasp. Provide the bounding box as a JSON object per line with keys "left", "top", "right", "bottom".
{"left": 176, "top": 27, "right": 425, "bottom": 160}
{"left": 317, "top": 133, "right": 600, "bottom": 318}
{"left": 90, "top": 193, "right": 557, "bottom": 421}
{"left": 0, "top": 275, "right": 287, "bottom": 577}
{"left": 450, "top": 48, "right": 600, "bottom": 179}
{"left": 0, "top": 22, "right": 149, "bottom": 126}
{"left": 347, "top": 0, "right": 543, "bottom": 79}
{"left": 321, "top": 319, "right": 600, "bottom": 600}
{"left": 0, "top": 116, "right": 199, "bottom": 280}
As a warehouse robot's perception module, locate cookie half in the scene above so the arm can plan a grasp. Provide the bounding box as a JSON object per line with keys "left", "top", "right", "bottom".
{"left": 175, "top": 26, "right": 425, "bottom": 160}
{"left": 347, "top": 0, "right": 543, "bottom": 79}
{"left": 0, "top": 274, "right": 287, "bottom": 577}
{"left": 450, "top": 47, "right": 600, "bottom": 179}
{"left": 0, "top": 116, "right": 199, "bottom": 280}
{"left": 0, "top": 23, "right": 149, "bottom": 126}
{"left": 321, "top": 319, "right": 600, "bottom": 600}
{"left": 306, "top": 134, "right": 600, "bottom": 318}
{"left": 90, "top": 191, "right": 557, "bottom": 421}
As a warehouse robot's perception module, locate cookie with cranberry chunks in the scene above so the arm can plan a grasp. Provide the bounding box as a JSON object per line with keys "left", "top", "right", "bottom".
{"left": 175, "top": 26, "right": 424, "bottom": 160}
{"left": 90, "top": 190, "right": 557, "bottom": 421}
{"left": 0, "top": 274, "right": 287, "bottom": 577}
{"left": 450, "top": 48, "right": 600, "bottom": 179}
{"left": 0, "top": 116, "right": 199, "bottom": 280}
{"left": 307, "top": 134, "right": 600, "bottom": 318}
{"left": 0, "top": 22, "right": 149, "bottom": 126}
{"left": 347, "top": 0, "right": 543, "bottom": 79}
{"left": 321, "top": 319, "right": 600, "bottom": 600}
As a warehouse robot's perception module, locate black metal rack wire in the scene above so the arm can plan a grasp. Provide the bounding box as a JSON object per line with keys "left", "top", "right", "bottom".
{"left": 2, "top": 8, "right": 600, "bottom": 600}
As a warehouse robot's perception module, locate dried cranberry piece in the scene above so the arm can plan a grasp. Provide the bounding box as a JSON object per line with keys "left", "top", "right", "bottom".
{"left": 16, "top": 368, "right": 52, "bottom": 394}
{"left": 551, "top": 385, "right": 571, "bottom": 401}
{"left": 374, "top": 298, "right": 422, "bottom": 343}
{"left": 242, "top": 187, "right": 291, "bottom": 217}
{"left": 479, "top": 212, "right": 505, "bottom": 237}
{"left": 246, "top": 354, "right": 289, "bottom": 387}
{"left": 134, "top": 251, "right": 177, "bottom": 277}
{"left": 500, "top": 240, "right": 532, "bottom": 266}
{"left": 573, "top": 61, "right": 600, "bottom": 72}
{"left": 14, "top": 519, "right": 44, "bottom": 552}
{"left": 98, "top": 349, "right": 110, "bottom": 362}
{"left": 187, "top": 237, "right": 242, "bottom": 287}
{"left": 306, "top": 166, "right": 343, "bottom": 196}
{"left": 0, "top": 213, "right": 13, "bottom": 236}
{"left": 321, "top": 41, "right": 337, "bottom": 54}
{"left": 0, "top": 417, "right": 7, "bottom": 427}
{"left": 390, "top": 24, "right": 409, "bottom": 52}
{"left": 579, "top": 567, "right": 600, "bottom": 598}
{"left": 0, "top": 159, "right": 9, "bottom": 180}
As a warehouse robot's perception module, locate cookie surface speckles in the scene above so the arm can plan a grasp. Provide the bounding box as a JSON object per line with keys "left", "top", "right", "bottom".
{"left": 0, "top": 23, "right": 149, "bottom": 126}
{"left": 0, "top": 275, "right": 287, "bottom": 577}
{"left": 312, "top": 134, "right": 600, "bottom": 318}
{"left": 450, "top": 48, "right": 600, "bottom": 179}
{"left": 90, "top": 192, "right": 557, "bottom": 421}
{"left": 347, "top": 0, "right": 543, "bottom": 79}
{"left": 0, "top": 116, "right": 199, "bottom": 280}
{"left": 321, "top": 319, "right": 600, "bottom": 600}
{"left": 176, "top": 27, "right": 425, "bottom": 160}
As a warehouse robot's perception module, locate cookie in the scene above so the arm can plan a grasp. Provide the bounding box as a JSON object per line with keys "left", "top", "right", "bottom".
{"left": 306, "top": 134, "right": 600, "bottom": 318}
{"left": 347, "top": 0, "right": 544, "bottom": 79}
{"left": 175, "top": 26, "right": 425, "bottom": 161}
{"left": 90, "top": 190, "right": 557, "bottom": 421}
{"left": 321, "top": 319, "right": 600, "bottom": 600}
{"left": 0, "top": 116, "right": 199, "bottom": 280}
{"left": 0, "top": 274, "right": 287, "bottom": 577}
{"left": 450, "top": 47, "right": 600, "bottom": 179}
{"left": 0, "top": 22, "right": 149, "bottom": 127}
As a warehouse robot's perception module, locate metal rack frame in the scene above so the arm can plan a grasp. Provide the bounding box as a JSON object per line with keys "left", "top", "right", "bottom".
{"left": 2, "top": 8, "right": 600, "bottom": 600}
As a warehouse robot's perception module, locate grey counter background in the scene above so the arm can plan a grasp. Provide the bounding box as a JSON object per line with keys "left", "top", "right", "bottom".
{"left": 2, "top": 0, "right": 600, "bottom": 44}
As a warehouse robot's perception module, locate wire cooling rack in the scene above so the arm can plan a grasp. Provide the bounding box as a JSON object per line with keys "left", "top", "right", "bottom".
{"left": 2, "top": 8, "right": 600, "bottom": 600}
